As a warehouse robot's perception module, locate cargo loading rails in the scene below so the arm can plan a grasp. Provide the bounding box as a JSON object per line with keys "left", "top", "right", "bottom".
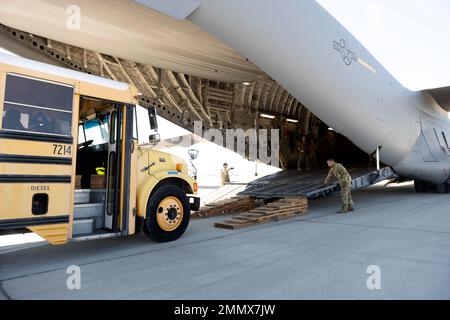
{"left": 238, "top": 167, "right": 397, "bottom": 199}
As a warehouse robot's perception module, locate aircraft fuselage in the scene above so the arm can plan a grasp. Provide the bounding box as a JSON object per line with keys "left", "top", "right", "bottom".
{"left": 188, "top": 0, "right": 450, "bottom": 185}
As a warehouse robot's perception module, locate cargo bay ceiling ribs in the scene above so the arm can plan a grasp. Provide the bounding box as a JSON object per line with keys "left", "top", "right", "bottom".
{"left": 0, "top": 24, "right": 311, "bottom": 131}
{"left": 0, "top": 23, "right": 369, "bottom": 169}
{"left": 0, "top": 0, "right": 265, "bottom": 83}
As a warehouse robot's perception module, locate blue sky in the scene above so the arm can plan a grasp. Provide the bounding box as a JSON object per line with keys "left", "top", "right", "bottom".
{"left": 316, "top": 0, "right": 450, "bottom": 91}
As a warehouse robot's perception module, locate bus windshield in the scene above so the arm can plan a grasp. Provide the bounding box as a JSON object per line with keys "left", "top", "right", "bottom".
{"left": 77, "top": 106, "right": 159, "bottom": 146}
{"left": 78, "top": 118, "right": 109, "bottom": 146}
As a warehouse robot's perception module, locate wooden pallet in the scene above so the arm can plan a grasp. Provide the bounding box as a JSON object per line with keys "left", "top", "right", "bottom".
{"left": 214, "top": 197, "right": 308, "bottom": 230}
{"left": 191, "top": 197, "right": 257, "bottom": 219}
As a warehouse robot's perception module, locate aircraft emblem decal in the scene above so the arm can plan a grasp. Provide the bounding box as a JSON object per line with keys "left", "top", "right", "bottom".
{"left": 333, "top": 39, "right": 357, "bottom": 65}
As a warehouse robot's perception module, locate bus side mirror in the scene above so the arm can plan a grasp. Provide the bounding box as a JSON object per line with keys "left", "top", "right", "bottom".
{"left": 188, "top": 149, "right": 199, "bottom": 160}
{"left": 149, "top": 133, "right": 161, "bottom": 144}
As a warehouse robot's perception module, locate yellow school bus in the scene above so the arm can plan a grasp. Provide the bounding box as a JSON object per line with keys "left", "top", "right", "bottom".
{"left": 0, "top": 53, "right": 199, "bottom": 244}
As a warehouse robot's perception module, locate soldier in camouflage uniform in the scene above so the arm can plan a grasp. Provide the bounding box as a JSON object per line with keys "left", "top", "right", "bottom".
{"left": 324, "top": 158, "right": 354, "bottom": 213}
{"left": 221, "top": 163, "right": 234, "bottom": 186}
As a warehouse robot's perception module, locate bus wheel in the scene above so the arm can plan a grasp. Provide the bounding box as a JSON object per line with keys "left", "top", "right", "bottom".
{"left": 143, "top": 185, "right": 190, "bottom": 242}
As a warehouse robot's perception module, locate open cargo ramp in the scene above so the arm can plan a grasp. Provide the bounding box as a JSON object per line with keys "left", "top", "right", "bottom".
{"left": 238, "top": 167, "right": 397, "bottom": 199}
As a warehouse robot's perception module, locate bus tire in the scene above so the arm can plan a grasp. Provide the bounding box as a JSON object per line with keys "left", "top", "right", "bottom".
{"left": 143, "top": 185, "right": 190, "bottom": 242}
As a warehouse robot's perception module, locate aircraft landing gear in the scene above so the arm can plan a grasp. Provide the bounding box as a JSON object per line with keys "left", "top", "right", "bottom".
{"left": 414, "top": 180, "right": 428, "bottom": 193}
{"left": 414, "top": 180, "right": 450, "bottom": 193}
{"left": 435, "top": 183, "right": 450, "bottom": 194}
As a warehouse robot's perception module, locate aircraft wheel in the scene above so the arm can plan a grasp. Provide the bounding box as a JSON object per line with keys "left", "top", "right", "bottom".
{"left": 414, "top": 180, "right": 427, "bottom": 193}
{"left": 435, "top": 183, "right": 450, "bottom": 194}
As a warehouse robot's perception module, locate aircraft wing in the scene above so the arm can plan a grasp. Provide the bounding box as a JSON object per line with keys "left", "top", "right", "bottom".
{"left": 425, "top": 86, "right": 450, "bottom": 112}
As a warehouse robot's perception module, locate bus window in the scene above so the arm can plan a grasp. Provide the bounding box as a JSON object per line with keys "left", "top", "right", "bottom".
{"left": 84, "top": 119, "right": 109, "bottom": 146}
{"left": 110, "top": 111, "right": 117, "bottom": 144}
{"left": 1, "top": 74, "right": 73, "bottom": 136}
{"left": 78, "top": 124, "right": 86, "bottom": 144}
{"left": 132, "top": 106, "right": 138, "bottom": 140}
{"left": 2, "top": 107, "right": 29, "bottom": 131}
{"left": 136, "top": 105, "right": 150, "bottom": 144}
{"left": 2, "top": 104, "right": 72, "bottom": 135}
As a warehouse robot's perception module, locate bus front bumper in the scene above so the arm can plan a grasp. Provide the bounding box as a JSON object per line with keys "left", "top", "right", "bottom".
{"left": 189, "top": 196, "right": 200, "bottom": 211}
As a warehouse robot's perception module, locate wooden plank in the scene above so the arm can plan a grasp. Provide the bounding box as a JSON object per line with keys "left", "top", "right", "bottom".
{"left": 257, "top": 212, "right": 293, "bottom": 221}
{"left": 239, "top": 213, "right": 266, "bottom": 218}
{"left": 214, "top": 197, "right": 309, "bottom": 229}
{"left": 213, "top": 222, "right": 237, "bottom": 230}
{"left": 248, "top": 207, "right": 307, "bottom": 215}
{"left": 257, "top": 213, "right": 296, "bottom": 223}
{"left": 214, "top": 222, "right": 252, "bottom": 230}
{"left": 192, "top": 197, "right": 257, "bottom": 219}
{"left": 232, "top": 216, "right": 254, "bottom": 222}
{"left": 223, "top": 218, "right": 250, "bottom": 224}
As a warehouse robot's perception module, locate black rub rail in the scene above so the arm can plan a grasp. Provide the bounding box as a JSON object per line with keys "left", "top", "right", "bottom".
{"left": 0, "top": 175, "right": 72, "bottom": 183}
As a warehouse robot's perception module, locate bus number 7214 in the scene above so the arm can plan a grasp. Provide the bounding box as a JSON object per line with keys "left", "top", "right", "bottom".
{"left": 53, "top": 144, "right": 72, "bottom": 156}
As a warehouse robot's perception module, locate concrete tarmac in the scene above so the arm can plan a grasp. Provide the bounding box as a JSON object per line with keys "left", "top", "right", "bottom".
{"left": 1, "top": 182, "right": 449, "bottom": 299}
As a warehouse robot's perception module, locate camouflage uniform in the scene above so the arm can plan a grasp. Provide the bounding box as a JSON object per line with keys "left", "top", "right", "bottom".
{"left": 221, "top": 169, "right": 231, "bottom": 186}
{"left": 324, "top": 163, "right": 354, "bottom": 211}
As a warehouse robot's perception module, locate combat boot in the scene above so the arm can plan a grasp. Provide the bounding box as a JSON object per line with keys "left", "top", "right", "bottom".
{"left": 336, "top": 209, "right": 348, "bottom": 213}
{"left": 348, "top": 205, "right": 354, "bottom": 212}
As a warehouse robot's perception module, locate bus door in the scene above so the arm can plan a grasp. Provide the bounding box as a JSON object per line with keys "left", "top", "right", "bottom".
{"left": 104, "top": 105, "right": 136, "bottom": 233}
{"left": 105, "top": 106, "right": 121, "bottom": 231}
